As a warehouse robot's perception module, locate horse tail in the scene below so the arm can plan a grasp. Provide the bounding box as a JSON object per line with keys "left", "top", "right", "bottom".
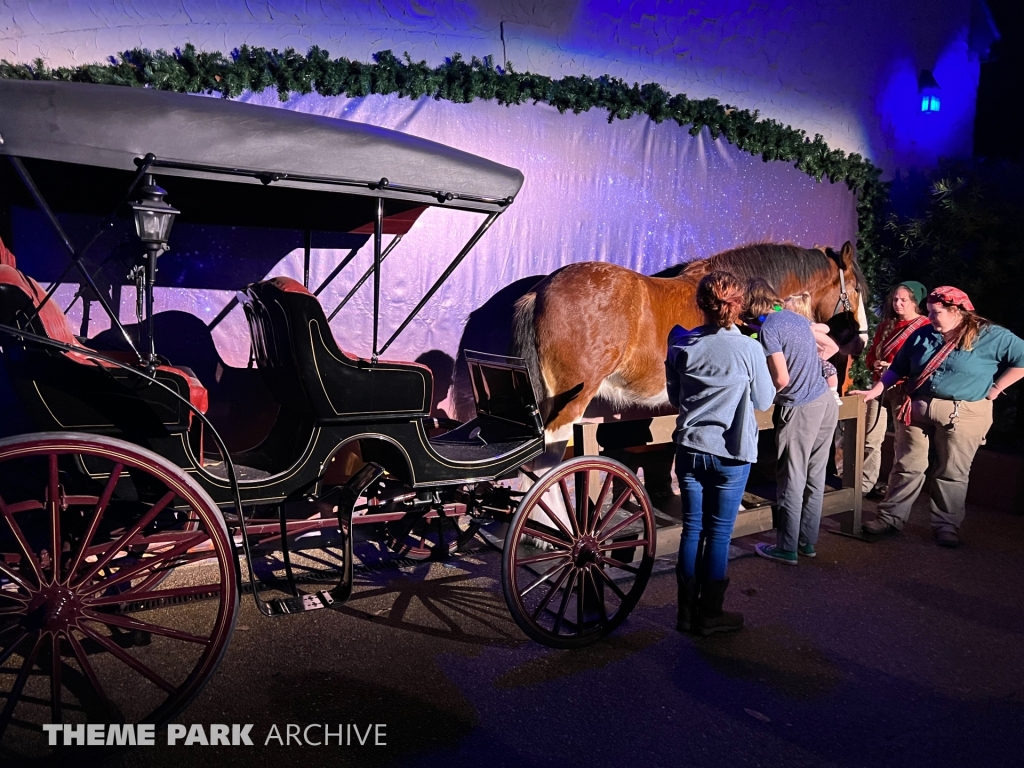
{"left": 512, "top": 292, "right": 547, "bottom": 402}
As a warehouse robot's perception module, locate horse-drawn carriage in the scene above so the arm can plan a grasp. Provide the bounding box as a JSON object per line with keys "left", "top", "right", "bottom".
{"left": 0, "top": 80, "right": 657, "bottom": 759}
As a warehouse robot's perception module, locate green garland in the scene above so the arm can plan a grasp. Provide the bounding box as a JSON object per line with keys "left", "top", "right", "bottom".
{"left": 0, "top": 44, "right": 886, "bottom": 289}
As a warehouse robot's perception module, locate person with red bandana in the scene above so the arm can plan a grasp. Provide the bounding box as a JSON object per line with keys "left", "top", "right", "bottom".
{"left": 852, "top": 287, "right": 1024, "bottom": 547}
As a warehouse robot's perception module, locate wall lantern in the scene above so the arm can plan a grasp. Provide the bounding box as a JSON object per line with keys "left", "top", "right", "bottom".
{"left": 919, "top": 69, "right": 941, "bottom": 113}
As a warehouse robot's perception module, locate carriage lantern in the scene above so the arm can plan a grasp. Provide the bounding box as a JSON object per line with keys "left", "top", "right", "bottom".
{"left": 131, "top": 176, "right": 179, "bottom": 245}
{"left": 130, "top": 175, "right": 179, "bottom": 368}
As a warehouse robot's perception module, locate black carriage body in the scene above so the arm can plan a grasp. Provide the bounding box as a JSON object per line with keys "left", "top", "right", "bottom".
{"left": 0, "top": 257, "right": 546, "bottom": 506}
{"left": 0, "top": 78, "right": 543, "bottom": 507}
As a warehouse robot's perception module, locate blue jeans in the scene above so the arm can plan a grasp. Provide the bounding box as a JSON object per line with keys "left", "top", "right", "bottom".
{"left": 675, "top": 448, "right": 751, "bottom": 582}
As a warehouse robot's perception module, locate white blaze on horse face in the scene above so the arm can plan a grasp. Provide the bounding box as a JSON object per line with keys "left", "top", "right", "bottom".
{"left": 835, "top": 291, "right": 868, "bottom": 357}
{"left": 855, "top": 293, "right": 869, "bottom": 354}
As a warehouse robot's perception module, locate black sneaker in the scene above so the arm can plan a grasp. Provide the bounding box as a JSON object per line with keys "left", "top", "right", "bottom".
{"left": 934, "top": 530, "right": 962, "bottom": 548}
{"left": 865, "top": 486, "right": 887, "bottom": 501}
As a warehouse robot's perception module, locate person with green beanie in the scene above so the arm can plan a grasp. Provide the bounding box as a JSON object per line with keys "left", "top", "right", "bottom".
{"left": 861, "top": 281, "right": 929, "bottom": 498}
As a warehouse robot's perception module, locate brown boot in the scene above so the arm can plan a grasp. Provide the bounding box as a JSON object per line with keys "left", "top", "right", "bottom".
{"left": 694, "top": 578, "right": 743, "bottom": 636}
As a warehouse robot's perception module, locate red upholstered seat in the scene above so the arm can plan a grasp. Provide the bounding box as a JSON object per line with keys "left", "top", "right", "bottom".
{"left": 0, "top": 237, "right": 15, "bottom": 268}
{"left": 0, "top": 236, "right": 208, "bottom": 414}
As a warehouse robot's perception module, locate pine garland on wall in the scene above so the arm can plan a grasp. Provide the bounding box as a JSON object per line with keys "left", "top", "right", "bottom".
{"left": 0, "top": 44, "right": 887, "bottom": 291}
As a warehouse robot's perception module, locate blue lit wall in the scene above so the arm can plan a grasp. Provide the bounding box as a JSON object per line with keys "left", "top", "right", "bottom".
{"left": 0, "top": 0, "right": 983, "bottom": 175}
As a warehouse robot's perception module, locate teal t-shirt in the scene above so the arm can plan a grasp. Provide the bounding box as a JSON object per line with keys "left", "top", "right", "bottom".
{"left": 891, "top": 324, "right": 1024, "bottom": 401}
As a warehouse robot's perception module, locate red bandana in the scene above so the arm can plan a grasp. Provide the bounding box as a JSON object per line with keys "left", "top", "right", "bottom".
{"left": 927, "top": 286, "right": 974, "bottom": 312}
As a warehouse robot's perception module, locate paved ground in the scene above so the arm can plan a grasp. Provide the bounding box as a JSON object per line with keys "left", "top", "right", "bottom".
{"left": 101, "top": 496, "right": 1024, "bottom": 768}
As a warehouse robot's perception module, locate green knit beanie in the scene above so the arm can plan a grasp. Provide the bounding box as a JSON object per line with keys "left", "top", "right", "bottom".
{"left": 898, "top": 280, "right": 927, "bottom": 307}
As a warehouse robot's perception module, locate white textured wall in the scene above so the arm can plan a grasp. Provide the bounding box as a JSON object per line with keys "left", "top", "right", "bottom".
{"left": 1, "top": 0, "right": 980, "bottom": 175}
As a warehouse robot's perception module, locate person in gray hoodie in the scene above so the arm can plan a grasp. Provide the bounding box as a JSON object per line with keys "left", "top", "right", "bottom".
{"left": 666, "top": 271, "right": 775, "bottom": 635}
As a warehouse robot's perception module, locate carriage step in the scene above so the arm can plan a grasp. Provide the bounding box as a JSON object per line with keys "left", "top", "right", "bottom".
{"left": 266, "top": 590, "right": 338, "bottom": 615}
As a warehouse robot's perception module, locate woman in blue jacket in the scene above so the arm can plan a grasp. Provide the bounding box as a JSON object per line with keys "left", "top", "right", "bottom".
{"left": 666, "top": 271, "right": 775, "bottom": 635}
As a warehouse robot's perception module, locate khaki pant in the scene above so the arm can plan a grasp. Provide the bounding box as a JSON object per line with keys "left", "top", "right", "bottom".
{"left": 862, "top": 395, "right": 889, "bottom": 493}
{"left": 876, "top": 396, "right": 992, "bottom": 533}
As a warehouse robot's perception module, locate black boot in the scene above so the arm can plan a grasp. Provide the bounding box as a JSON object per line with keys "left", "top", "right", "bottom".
{"left": 676, "top": 575, "right": 698, "bottom": 632}
{"left": 694, "top": 578, "right": 743, "bottom": 636}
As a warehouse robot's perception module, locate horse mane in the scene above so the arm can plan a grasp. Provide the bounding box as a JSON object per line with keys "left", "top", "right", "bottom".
{"left": 675, "top": 243, "right": 855, "bottom": 294}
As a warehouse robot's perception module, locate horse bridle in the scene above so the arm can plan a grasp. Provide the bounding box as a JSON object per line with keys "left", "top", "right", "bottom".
{"left": 827, "top": 248, "right": 883, "bottom": 431}
{"left": 829, "top": 248, "right": 855, "bottom": 318}
{"left": 778, "top": 250, "right": 858, "bottom": 325}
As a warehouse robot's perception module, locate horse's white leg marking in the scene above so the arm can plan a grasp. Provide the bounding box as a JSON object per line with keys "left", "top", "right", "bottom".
{"left": 524, "top": 372, "right": 670, "bottom": 538}
{"left": 544, "top": 423, "right": 574, "bottom": 450}
{"left": 634, "top": 386, "right": 670, "bottom": 409}
{"left": 597, "top": 379, "right": 669, "bottom": 409}
{"left": 524, "top": 379, "right": 670, "bottom": 536}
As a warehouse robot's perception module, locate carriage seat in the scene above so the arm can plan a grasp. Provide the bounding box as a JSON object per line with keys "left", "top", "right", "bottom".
{"left": 242, "top": 277, "right": 431, "bottom": 423}
{"left": 0, "top": 238, "right": 209, "bottom": 422}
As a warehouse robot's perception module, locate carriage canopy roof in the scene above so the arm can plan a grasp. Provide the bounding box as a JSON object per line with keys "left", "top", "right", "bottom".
{"left": 0, "top": 80, "right": 524, "bottom": 227}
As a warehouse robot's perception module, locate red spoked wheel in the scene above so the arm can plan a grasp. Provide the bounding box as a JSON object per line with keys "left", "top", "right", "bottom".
{"left": 501, "top": 456, "right": 656, "bottom": 649}
{"left": 0, "top": 433, "right": 238, "bottom": 762}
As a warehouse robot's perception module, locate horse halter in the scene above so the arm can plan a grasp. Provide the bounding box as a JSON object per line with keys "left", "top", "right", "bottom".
{"left": 823, "top": 249, "right": 863, "bottom": 349}
{"left": 832, "top": 256, "right": 854, "bottom": 316}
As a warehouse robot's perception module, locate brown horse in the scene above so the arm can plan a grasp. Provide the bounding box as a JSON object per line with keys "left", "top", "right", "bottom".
{"left": 513, "top": 242, "right": 867, "bottom": 446}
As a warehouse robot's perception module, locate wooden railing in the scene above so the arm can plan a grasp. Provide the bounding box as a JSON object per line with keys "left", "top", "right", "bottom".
{"left": 572, "top": 395, "right": 866, "bottom": 554}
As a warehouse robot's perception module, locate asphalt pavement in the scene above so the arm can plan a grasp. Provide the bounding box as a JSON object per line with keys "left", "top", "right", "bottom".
{"left": 104, "top": 495, "right": 1024, "bottom": 768}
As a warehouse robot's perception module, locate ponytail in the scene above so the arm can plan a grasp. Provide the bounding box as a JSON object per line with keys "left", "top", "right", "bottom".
{"left": 696, "top": 271, "right": 745, "bottom": 328}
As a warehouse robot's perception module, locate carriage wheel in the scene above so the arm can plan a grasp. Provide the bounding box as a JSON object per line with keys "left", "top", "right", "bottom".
{"left": 0, "top": 432, "right": 238, "bottom": 762}
{"left": 502, "top": 456, "right": 656, "bottom": 649}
